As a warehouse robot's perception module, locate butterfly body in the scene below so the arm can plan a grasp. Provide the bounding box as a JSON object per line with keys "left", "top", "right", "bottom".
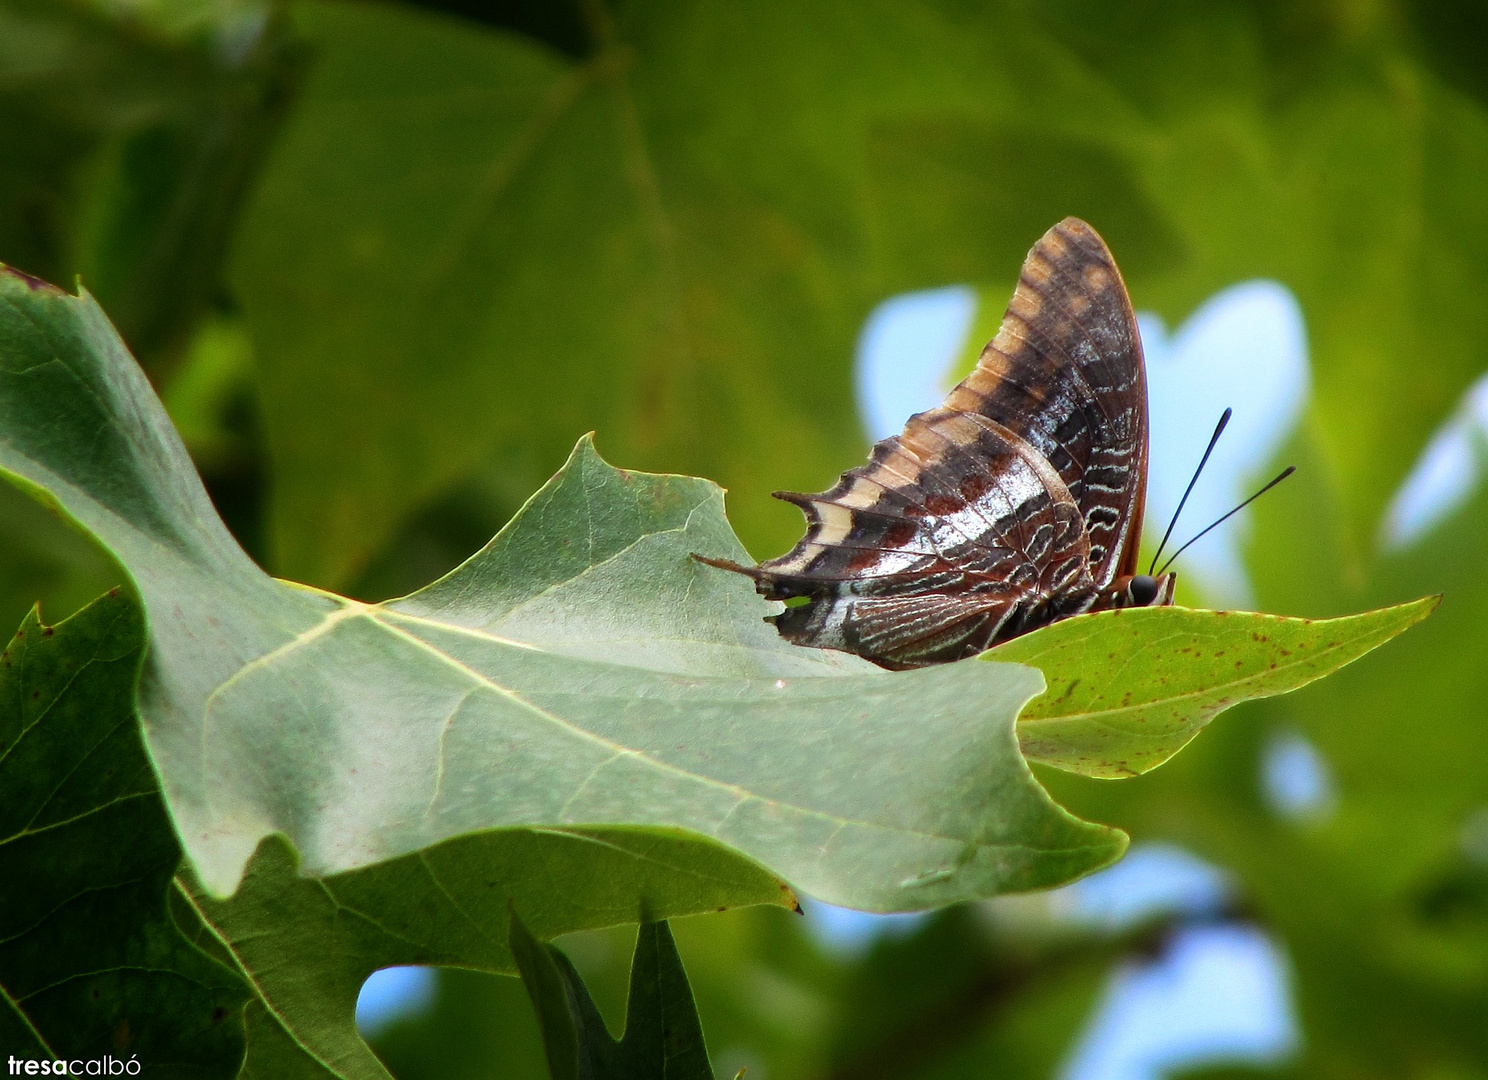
{"left": 700, "top": 218, "right": 1175, "bottom": 669}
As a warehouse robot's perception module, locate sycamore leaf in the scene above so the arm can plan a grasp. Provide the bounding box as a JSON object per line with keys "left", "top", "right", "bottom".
{"left": 994, "top": 600, "right": 1439, "bottom": 778}
{"left": 0, "top": 593, "right": 787, "bottom": 1080}
{"left": 510, "top": 913, "right": 712, "bottom": 1080}
{"left": 0, "top": 267, "right": 1122, "bottom": 914}
{"left": 0, "top": 591, "right": 249, "bottom": 1075}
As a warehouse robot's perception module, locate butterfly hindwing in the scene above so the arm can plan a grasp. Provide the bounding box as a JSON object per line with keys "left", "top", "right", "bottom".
{"left": 772, "top": 592, "right": 1015, "bottom": 671}
{"left": 739, "top": 404, "right": 1095, "bottom": 666}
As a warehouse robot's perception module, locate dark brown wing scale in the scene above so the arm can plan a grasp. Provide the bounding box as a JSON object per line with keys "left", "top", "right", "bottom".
{"left": 699, "top": 218, "right": 1170, "bottom": 669}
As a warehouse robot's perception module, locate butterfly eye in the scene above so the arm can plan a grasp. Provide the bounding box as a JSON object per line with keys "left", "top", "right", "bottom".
{"left": 1128, "top": 575, "right": 1160, "bottom": 606}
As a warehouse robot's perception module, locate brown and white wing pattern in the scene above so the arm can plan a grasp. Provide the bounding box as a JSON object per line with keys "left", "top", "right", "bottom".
{"left": 708, "top": 405, "right": 1098, "bottom": 669}
{"left": 946, "top": 218, "right": 1149, "bottom": 584}
{"left": 699, "top": 218, "right": 1154, "bottom": 668}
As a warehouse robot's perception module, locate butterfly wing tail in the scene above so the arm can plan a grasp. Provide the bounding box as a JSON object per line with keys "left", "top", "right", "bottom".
{"left": 690, "top": 552, "right": 826, "bottom": 600}
{"left": 690, "top": 553, "right": 758, "bottom": 576}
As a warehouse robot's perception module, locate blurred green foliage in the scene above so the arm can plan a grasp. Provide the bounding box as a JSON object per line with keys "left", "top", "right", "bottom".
{"left": 0, "top": 591, "right": 250, "bottom": 1074}
{"left": 3, "top": 0, "right": 1487, "bottom": 1077}
{"left": 507, "top": 915, "right": 715, "bottom": 1079}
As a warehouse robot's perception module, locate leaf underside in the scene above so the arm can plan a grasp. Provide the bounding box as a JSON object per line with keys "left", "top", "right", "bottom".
{"left": 0, "top": 266, "right": 1122, "bottom": 914}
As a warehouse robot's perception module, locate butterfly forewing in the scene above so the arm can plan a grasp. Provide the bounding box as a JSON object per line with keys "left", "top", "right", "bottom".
{"left": 707, "top": 218, "right": 1157, "bottom": 668}
{"left": 947, "top": 219, "right": 1149, "bottom": 583}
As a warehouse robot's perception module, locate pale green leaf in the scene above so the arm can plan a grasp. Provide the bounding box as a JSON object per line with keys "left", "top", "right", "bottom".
{"left": 0, "top": 267, "right": 1122, "bottom": 914}
{"left": 0, "top": 590, "right": 789, "bottom": 1080}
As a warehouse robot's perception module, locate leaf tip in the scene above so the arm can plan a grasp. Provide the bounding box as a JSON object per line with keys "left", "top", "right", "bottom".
{"left": 573, "top": 430, "right": 602, "bottom": 459}
{"left": 1384, "top": 593, "right": 1443, "bottom": 631}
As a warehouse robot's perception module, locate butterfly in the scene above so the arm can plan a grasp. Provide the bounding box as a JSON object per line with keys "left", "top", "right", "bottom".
{"left": 697, "top": 217, "right": 1177, "bottom": 670}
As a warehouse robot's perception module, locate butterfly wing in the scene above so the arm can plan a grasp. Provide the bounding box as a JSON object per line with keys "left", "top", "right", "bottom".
{"left": 705, "top": 218, "right": 1148, "bottom": 667}
{"left": 726, "top": 405, "right": 1096, "bottom": 668}
{"left": 772, "top": 592, "right": 1010, "bottom": 672}
{"left": 946, "top": 217, "right": 1149, "bottom": 585}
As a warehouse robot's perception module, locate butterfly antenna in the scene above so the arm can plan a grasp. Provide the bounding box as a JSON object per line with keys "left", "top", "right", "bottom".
{"left": 1148, "top": 408, "right": 1233, "bottom": 575}
{"left": 1156, "top": 465, "right": 1296, "bottom": 578}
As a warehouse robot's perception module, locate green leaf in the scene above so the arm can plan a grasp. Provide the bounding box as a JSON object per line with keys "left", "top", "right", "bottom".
{"left": 509, "top": 913, "right": 712, "bottom": 1080}
{"left": 0, "top": 590, "right": 777, "bottom": 1080}
{"left": 178, "top": 829, "right": 788, "bottom": 1080}
{"left": 993, "top": 600, "right": 1439, "bottom": 778}
{"left": 0, "top": 266, "right": 1122, "bottom": 913}
{"left": 0, "top": 590, "right": 249, "bottom": 1075}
